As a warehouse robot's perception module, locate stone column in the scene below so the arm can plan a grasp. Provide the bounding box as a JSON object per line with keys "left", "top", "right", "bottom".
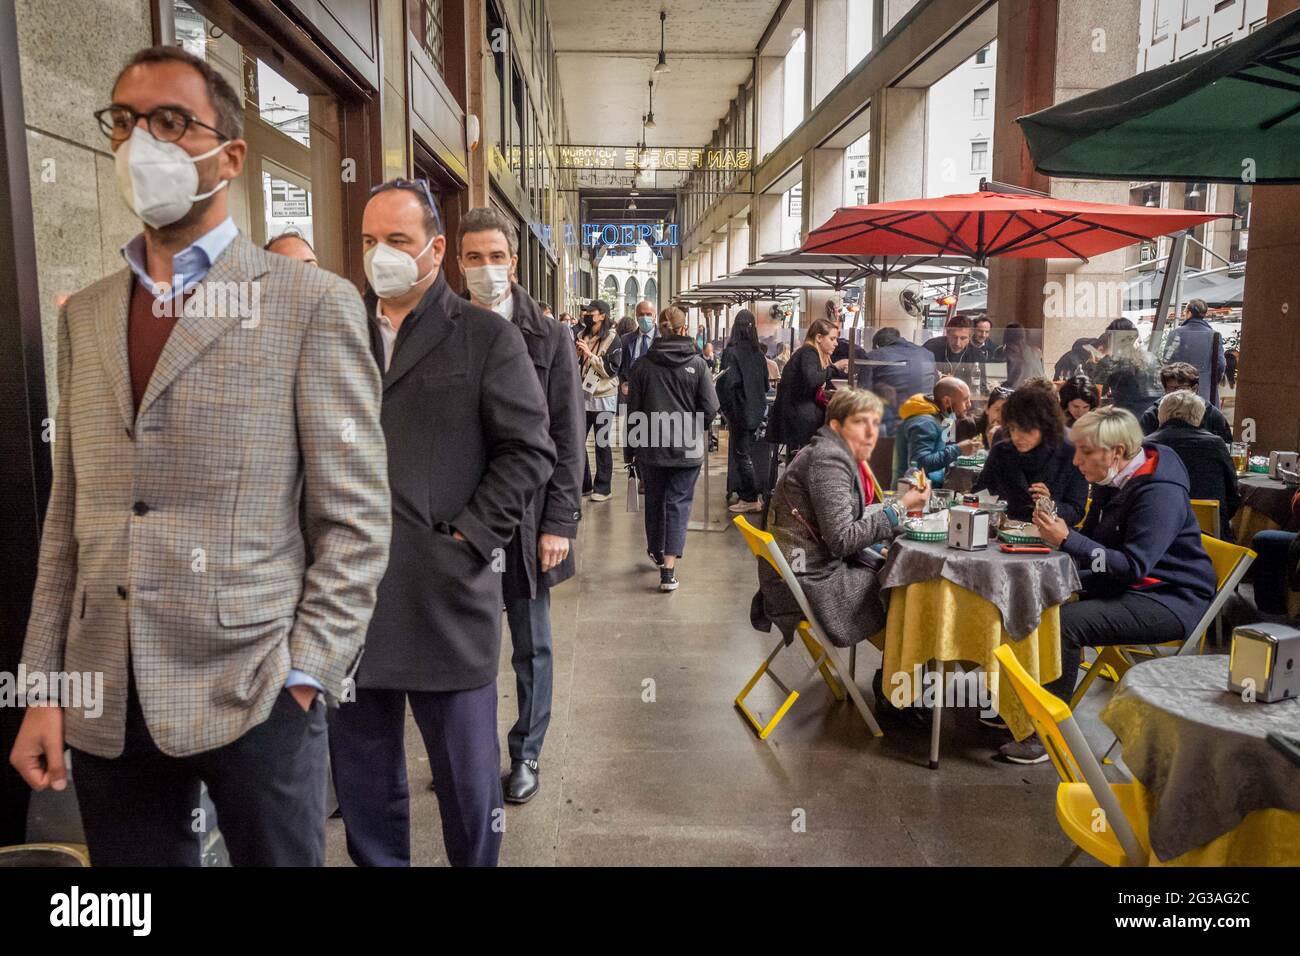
{"left": 756, "top": 56, "right": 785, "bottom": 165}
{"left": 1236, "top": 0, "right": 1300, "bottom": 450}
{"left": 810, "top": 0, "right": 849, "bottom": 108}
{"left": 865, "top": 86, "right": 927, "bottom": 339}
{"left": 986, "top": 0, "right": 1141, "bottom": 366}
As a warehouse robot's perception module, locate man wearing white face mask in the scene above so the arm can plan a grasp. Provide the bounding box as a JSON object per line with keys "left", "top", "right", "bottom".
{"left": 327, "top": 181, "right": 555, "bottom": 867}
{"left": 9, "top": 47, "right": 392, "bottom": 866}
{"left": 454, "top": 207, "right": 583, "bottom": 805}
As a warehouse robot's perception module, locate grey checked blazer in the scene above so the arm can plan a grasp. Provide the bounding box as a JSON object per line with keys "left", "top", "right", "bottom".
{"left": 21, "top": 234, "right": 392, "bottom": 759}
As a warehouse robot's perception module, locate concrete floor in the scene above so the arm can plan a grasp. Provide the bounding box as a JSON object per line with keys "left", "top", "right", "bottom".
{"left": 324, "top": 442, "right": 1128, "bottom": 867}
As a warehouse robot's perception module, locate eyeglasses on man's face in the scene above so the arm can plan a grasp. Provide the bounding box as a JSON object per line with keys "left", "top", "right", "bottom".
{"left": 95, "top": 105, "right": 229, "bottom": 144}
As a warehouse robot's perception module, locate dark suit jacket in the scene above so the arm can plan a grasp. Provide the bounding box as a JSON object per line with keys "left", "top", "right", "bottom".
{"left": 618, "top": 328, "right": 656, "bottom": 385}
{"left": 361, "top": 273, "right": 556, "bottom": 691}
{"left": 488, "top": 283, "right": 584, "bottom": 599}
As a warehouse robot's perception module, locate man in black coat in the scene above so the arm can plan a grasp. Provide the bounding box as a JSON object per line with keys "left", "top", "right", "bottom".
{"left": 1162, "top": 299, "right": 1226, "bottom": 405}
{"left": 329, "top": 180, "right": 556, "bottom": 867}
{"left": 457, "top": 207, "right": 584, "bottom": 804}
{"left": 858, "top": 327, "right": 937, "bottom": 436}
{"left": 1139, "top": 361, "right": 1233, "bottom": 443}
{"left": 1148, "top": 390, "right": 1240, "bottom": 538}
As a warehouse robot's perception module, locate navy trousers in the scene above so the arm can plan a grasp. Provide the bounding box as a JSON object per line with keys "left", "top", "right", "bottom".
{"left": 328, "top": 682, "right": 502, "bottom": 867}
{"left": 640, "top": 463, "right": 701, "bottom": 559}
{"left": 506, "top": 589, "right": 553, "bottom": 762}
{"left": 72, "top": 683, "right": 328, "bottom": 866}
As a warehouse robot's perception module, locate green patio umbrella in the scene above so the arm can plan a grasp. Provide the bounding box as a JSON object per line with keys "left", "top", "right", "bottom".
{"left": 1017, "top": 8, "right": 1300, "bottom": 184}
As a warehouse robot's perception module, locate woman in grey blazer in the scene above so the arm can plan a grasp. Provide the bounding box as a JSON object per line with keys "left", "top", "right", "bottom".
{"left": 759, "top": 388, "right": 929, "bottom": 648}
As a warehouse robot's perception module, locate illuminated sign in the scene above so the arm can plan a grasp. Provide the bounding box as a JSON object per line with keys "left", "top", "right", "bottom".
{"left": 557, "top": 145, "right": 752, "bottom": 171}
{"left": 582, "top": 223, "right": 679, "bottom": 248}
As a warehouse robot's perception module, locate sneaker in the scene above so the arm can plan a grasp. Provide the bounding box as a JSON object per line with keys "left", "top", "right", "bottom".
{"left": 647, "top": 550, "right": 664, "bottom": 568}
{"left": 997, "top": 738, "right": 1049, "bottom": 765}
{"left": 659, "top": 567, "right": 679, "bottom": 592}
{"left": 728, "top": 499, "right": 763, "bottom": 514}
{"left": 590, "top": 491, "right": 611, "bottom": 502}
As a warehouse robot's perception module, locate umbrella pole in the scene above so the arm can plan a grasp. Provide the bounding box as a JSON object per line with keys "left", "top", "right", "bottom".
{"left": 1150, "top": 231, "right": 1189, "bottom": 353}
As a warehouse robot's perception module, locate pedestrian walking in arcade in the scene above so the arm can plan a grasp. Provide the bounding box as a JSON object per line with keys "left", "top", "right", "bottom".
{"left": 577, "top": 299, "right": 623, "bottom": 501}
{"left": 626, "top": 306, "right": 720, "bottom": 592}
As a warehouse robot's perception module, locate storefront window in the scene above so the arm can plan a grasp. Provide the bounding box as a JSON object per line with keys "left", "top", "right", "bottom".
{"left": 409, "top": 0, "right": 445, "bottom": 76}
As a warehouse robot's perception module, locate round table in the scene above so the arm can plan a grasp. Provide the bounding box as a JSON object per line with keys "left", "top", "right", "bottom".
{"left": 877, "top": 536, "right": 1081, "bottom": 762}
{"left": 1101, "top": 654, "right": 1300, "bottom": 865}
{"left": 1232, "top": 474, "right": 1295, "bottom": 545}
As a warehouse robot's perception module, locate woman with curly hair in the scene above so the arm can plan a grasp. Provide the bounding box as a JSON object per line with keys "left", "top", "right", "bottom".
{"left": 974, "top": 382, "right": 1088, "bottom": 525}
{"left": 1058, "top": 374, "right": 1099, "bottom": 423}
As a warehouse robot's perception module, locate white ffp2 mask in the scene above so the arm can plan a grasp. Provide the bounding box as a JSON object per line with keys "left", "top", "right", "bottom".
{"left": 364, "top": 236, "right": 435, "bottom": 299}
{"left": 114, "top": 126, "right": 229, "bottom": 228}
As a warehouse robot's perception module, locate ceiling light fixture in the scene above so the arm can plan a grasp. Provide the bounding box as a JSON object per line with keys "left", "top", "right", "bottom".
{"left": 628, "top": 198, "right": 638, "bottom": 211}
{"left": 644, "top": 79, "right": 656, "bottom": 129}
{"left": 654, "top": 11, "right": 670, "bottom": 74}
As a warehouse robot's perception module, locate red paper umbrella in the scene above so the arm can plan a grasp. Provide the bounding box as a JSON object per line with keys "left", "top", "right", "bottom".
{"left": 803, "top": 191, "right": 1233, "bottom": 264}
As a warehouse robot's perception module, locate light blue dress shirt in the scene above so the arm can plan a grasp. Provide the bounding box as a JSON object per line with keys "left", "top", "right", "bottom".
{"left": 120, "top": 218, "right": 322, "bottom": 695}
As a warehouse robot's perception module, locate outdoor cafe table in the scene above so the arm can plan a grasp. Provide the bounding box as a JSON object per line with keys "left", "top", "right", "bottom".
{"left": 1101, "top": 654, "right": 1300, "bottom": 866}
{"left": 1231, "top": 474, "right": 1295, "bottom": 546}
{"left": 876, "top": 537, "right": 1081, "bottom": 762}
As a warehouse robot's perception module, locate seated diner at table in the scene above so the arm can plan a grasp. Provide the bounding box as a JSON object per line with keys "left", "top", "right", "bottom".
{"left": 973, "top": 380, "right": 1087, "bottom": 526}
{"left": 1057, "top": 374, "right": 1098, "bottom": 424}
{"left": 759, "top": 388, "right": 930, "bottom": 651}
{"left": 1147, "top": 389, "right": 1239, "bottom": 538}
{"left": 892, "top": 376, "right": 982, "bottom": 484}
{"left": 998, "top": 406, "right": 1216, "bottom": 764}
{"left": 1139, "top": 361, "right": 1233, "bottom": 443}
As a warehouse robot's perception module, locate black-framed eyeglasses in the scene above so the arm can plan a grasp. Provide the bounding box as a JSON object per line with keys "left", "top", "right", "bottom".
{"left": 370, "top": 177, "right": 443, "bottom": 234}
{"left": 94, "top": 105, "right": 229, "bottom": 144}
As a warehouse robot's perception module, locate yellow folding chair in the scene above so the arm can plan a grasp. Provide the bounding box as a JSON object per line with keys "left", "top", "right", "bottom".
{"left": 1070, "top": 534, "right": 1256, "bottom": 710}
{"left": 1190, "top": 499, "right": 1220, "bottom": 538}
{"left": 994, "top": 644, "right": 1150, "bottom": 867}
{"left": 732, "top": 516, "right": 883, "bottom": 739}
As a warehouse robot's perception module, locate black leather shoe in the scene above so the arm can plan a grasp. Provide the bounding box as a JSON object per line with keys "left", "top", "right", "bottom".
{"left": 504, "top": 759, "right": 539, "bottom": 804}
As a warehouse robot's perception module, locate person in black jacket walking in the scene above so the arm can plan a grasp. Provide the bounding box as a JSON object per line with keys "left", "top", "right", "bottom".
{"left": 457, "top": 207, "right": 584, "bottom": 805}
{"left": 719, "top": 310, "right": 769, "bottom": 513}
{"left": 1148, "top": 389, "right": 1240, "bottom": 538}
{"left": 974, "top": 381, "right": 1088, "bottom": 526}
{"left": 627, "top": 306, "right": 720, "bottom": 591}
{"left": 769, "top": 317, "right": 843, "bottom": 455}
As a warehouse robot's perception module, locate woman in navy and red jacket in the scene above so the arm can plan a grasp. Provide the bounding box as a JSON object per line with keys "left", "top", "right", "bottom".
{"left": 997, "top": 405, "right": 1216, "bottom": 764}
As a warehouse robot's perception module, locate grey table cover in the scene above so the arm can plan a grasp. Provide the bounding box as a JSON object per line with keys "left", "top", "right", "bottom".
{"left": 1101, "top": 655, "right": 1300, "bottom": 862}
{"left": 1238, "top": 474, "right": 1296, "bottom": 528}
{"left": 878, "top": 537, "right": 1081, "bottom": 639}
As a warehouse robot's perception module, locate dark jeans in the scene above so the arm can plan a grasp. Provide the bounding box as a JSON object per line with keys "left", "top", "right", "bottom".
{"left": 1251, "top": 530, "right": 1298, "bottom": 615}
{"left": 583, "top": 409, "right": 614, "bottom": 494}
{"left": 640, "top": 463, "right": 701, "bottom": 559}
{"left": 729, "top": 425, "right": 759, "bottom": 501}
{"left": 1043, "top": 591, "right": 1185, "bottom": 702}
{"left": 506, "top": 589, "right": 553, "bottom": 762}
{"left": 329, "top": 682, "right": 502, "bottom": 867}
{"left": 71, "top": 683, "right": 328, "bottom": 866}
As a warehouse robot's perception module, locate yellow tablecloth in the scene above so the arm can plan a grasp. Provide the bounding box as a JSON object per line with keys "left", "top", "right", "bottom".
{"left": 1130, "top": 781, "right": 1300, "bottom": 866}
{"left": 880, "top": 577, "right": 1062, "bottom": 740}
{"left": 1231, "top": 504, "right": 1280, "bottom": 547}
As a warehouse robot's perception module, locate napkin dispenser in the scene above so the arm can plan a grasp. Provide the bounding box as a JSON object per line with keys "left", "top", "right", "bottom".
{"left": 1268, "top": 451, "right": 1299, "bottom": 480}
{"left": 1228, "top": 623, "right": 1300, "bottom": 703}
{"left": 947, "top": 506, "right": 989, "bottom": 551}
